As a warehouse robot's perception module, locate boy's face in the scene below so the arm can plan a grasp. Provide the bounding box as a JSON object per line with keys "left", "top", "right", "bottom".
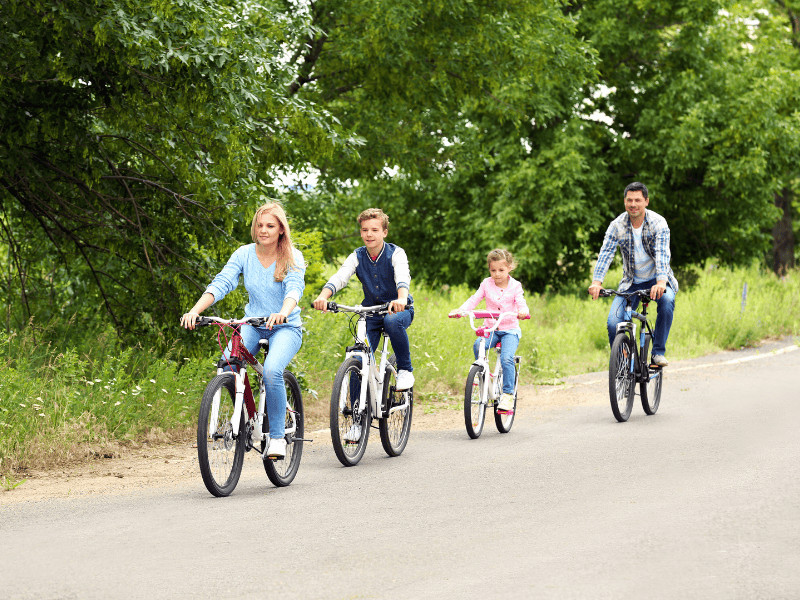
{"left": 360, "top": 218, "right": 387, "bottom": 254}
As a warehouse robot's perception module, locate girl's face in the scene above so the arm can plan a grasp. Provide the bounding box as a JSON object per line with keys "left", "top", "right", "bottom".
{"left": 254, "top": 211, "right": 284, "bottom": 248}
{"left": 488, "top": 259, "right": 511, "bottom": 286}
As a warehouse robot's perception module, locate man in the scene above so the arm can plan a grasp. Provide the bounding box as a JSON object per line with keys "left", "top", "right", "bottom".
{"left": 588, "top": 182, "right": 677, "bottom": 366}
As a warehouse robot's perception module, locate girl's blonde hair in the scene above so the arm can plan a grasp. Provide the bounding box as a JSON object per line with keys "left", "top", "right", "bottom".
{"left": 250, "top": 202, "right": 295, "bottom": 281}
{"left": 487, "top": 248, "right": 517, "bottom": 271}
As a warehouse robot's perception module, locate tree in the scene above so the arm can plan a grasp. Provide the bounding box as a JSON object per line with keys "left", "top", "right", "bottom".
{"left": 279, "top": 0, "right": 603, "bottom": 290}
{"left": 575, "top": 0, "right": 800, "bottom": 274}
{"left": 0, "top": 0, "right": 347, "bottom": 341}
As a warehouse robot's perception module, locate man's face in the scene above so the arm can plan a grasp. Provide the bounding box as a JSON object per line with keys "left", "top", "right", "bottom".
{"left": 360, "top": 218, "right": 387, "bottom": 254}
{"left": 624, "top": 190, "right": 649, "bottom": 221}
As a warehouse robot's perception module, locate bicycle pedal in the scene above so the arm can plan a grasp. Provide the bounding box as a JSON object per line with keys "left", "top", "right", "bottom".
{"left": 496, "top": 409, "right": 514, "bottom": 415}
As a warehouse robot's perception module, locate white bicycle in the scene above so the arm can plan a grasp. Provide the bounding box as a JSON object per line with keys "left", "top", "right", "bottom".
{"left": 449, "top": 311, "right": 528, "bottom": 439}
{"left": 325, "top": 301, "right": 414, "bottom": 466}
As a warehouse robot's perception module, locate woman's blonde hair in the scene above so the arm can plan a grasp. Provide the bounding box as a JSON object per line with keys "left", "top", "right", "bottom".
{"left": 487, "top": 248, "right": 517, "bottom": 271}
{"left": 250, "top": 202, "right": 295, "bottom": 281}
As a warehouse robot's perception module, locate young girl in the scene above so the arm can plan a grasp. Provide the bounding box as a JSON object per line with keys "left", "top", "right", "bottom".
{"left": 449, "top": 249, "right": 529, "bottom": 412}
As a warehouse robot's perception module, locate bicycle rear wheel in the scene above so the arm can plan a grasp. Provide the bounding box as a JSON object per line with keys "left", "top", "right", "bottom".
{"left": 330, "top": 356, "right": 371, "bottom": 466}
{"left": 263, "top": 371, "right": 304, "bottom": 486}
{"left": 494, "top": 365, "right": 517, "bottom": 433}
{"left": 609, "top": 333, "right": 635, "bottom": 422}
{"left": 464, "top": 365, "right": 486, "bottom": 439}
{"left": 639, "top": 333, "right": 663, "bottom": 415}
{"left": 197, "top": 373, "right": 245, "bottom": 497}
{"left": 379, "top": 356, "right": 413, "bottom": 457}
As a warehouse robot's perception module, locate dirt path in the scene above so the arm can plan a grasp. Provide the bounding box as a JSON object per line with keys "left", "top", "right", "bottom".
{"left": 1, "top": 382, "right": 595, "bottom": 504}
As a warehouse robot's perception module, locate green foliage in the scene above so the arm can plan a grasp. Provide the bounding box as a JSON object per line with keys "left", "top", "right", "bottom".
{"left": 0, "top": 0, "right": 350, "bottom": 346}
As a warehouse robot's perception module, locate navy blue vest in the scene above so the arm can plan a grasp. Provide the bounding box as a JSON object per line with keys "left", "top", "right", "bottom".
{"left": 355, "top": 243, "right": 413, "bottom": 306}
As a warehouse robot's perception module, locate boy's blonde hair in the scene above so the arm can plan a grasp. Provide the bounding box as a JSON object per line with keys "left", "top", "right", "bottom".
{"left": 357, "top": 208, "right": 390, "bottom": 230}
{"left": 487, "top": 248, "right": 517, "bottom": 271}
{"left": 250, "top": 202, "right": 295, "bottom": 281}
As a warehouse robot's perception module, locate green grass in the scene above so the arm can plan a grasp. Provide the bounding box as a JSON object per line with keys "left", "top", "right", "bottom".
{"left": 1, "top": 263, "right": 798, "bottom": 478}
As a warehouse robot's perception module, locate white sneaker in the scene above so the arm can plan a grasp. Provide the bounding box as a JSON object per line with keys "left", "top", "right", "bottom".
{"left": 497, "top": 393, "right": 515, "bottom": 412}
{"left": 266, "top": 437, "right": 286, "bottom": 460}
{"left": 396, "top": 370, "right": 415, "bottom": 390}
{"left": 651, "top": 354, "right": 669, "bottom": 367}
{"left": 343, "top": 424, "right": 362, "bottom": 444}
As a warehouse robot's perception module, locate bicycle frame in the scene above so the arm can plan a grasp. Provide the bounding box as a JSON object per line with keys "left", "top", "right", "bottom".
{"left": 603, "top": 290, "right": 658, "bottom": 380}
{"left": 203, "top": 317, "right": 298, "bottom": 445}
{"left": 453, "top": 311, "right": 526, "bottom": 405}
{"left": 334, "top": 303, "right": 410, "bottom": 419}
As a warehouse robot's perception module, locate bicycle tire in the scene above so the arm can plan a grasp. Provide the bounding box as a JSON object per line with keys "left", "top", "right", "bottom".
{"left": 330, "top": 356, "right": 371, "bottom": 466}
{"left": 494, "top": 367, "right": 516, "bottom": 433}
{"left": 197, "top": 373, "right": 245, "bottom": 497}
{"left": 639, "top": 334, "right": 663, "bottom": 415}
{"left": 263, "top": 371, "right": 304, "bottom": 486}
{"left": 379, "top": 355, "right": 413, "bottom": 457}
{"left": 609, "top": 333, "right": 635, "bottom": 422}
{"left": 464, "top": 365, "right": 486, "bottom": 439}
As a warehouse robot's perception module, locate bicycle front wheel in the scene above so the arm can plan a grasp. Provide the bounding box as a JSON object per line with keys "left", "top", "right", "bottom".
{"left": 609, "top": 333, "right": 635, "bottom": 422}
{"left": 379, "top": 355, "right": 413, "bottom": 457}
{"left": 464, "top": 365, "right": 486, "bottom": 439}
{"left": 330, "top": 356, "right": 371, "bottom": 466}
{"left": 197, "top": 373, "right": 245, "bottom": 497}
{"left": 263, "top": 371, "right": 304, "bottom": 487}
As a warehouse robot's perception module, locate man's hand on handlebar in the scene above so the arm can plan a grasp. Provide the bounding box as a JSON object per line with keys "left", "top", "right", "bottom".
{"left": 588, "top": 280, "right": 603, "bottom": 300}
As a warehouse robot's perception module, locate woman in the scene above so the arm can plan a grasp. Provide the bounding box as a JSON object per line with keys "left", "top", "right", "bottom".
{"left": 181, "top": 202, "right": 305, "bottom": 459}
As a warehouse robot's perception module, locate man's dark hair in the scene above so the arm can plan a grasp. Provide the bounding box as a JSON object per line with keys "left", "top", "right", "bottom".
{"left": 623, "top": 181, "right": 649, "bottom": 199}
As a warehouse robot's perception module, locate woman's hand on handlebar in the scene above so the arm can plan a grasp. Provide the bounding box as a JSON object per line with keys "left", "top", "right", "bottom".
{"left": 265, "top": 312, "right": 287, "bottom": 330}
{"left": 180, "top": 312, "right": 200, "bottom": 330}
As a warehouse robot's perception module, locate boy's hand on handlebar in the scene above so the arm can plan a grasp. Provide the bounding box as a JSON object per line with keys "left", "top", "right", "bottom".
{"left": 265, "top": 312, "right": 287, "bottom": 330}
{"left": 180, "top": 312, "right": 200, "bottom": 330}
{"left": 312, "top": 295, "right": 329, "bottom": 312}
{"left": 389, "top": 299, "right": 406, "bottom": 313}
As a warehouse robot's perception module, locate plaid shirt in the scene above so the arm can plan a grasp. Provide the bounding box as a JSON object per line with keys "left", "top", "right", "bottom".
{"left": 592, "top": 209, "right": 679, "bottom": 293}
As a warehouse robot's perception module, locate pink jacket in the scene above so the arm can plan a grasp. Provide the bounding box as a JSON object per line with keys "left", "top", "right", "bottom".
{"left": 459, "top": 276, "right": 529, "bottom": 332}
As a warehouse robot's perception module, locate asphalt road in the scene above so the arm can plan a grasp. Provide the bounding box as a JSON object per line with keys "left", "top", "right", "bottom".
{"left": 2, "top": 342, "right": 799, "bottom": 599}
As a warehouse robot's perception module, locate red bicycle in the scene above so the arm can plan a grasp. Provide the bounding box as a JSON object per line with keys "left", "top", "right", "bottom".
{"left": 190, "top": 317, "right": 305, "bottom": 497}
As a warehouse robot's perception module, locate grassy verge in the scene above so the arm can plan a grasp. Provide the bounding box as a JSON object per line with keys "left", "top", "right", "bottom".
{"left": 1, "top": 263, "right": 798, "bottom": 482}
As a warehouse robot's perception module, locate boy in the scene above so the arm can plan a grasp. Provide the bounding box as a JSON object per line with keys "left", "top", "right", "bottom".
{"left": 313, "top": 208, "right": 415, "bottom": 390}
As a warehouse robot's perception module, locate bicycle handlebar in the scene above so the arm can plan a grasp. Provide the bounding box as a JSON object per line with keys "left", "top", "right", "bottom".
{"left": 449, "top": 311, "right": 530, "bottom": 320}
{"left": 598, "top": 288, "right": 653, "bottom": 301}
{"left": 192, "top": 316, "right": 269, "bottom": 328}
{"left": 326, "top": 298, "right": 413, "bottom": 315}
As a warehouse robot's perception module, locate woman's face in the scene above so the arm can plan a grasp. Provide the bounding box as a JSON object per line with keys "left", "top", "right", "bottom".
{"left": 254, "top": 211, "right": 284, "bottom": 248}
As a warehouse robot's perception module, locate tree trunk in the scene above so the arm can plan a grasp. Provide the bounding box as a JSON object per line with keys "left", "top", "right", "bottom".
{"left": 771, "top": 187, "right": 795, "bottom": 275}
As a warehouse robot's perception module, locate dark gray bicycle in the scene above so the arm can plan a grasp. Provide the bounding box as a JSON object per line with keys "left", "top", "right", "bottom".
{"left": 599, "top": 289, "right": 664, "bottom": 422}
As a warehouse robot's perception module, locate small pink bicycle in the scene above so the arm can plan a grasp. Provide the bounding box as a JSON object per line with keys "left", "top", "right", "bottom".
{"left": 449, "top": 311, "right": 529, "bottom": 439}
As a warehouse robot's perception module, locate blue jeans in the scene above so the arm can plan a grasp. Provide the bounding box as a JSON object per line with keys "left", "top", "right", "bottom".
{"left": 366, "top": 307, "right": 414, "bottom": 372}
{"left": 221, "top": 323, "right": 302, "bottom": 440}
{"left": 606, "top": 279, "right": 675, "bottom": 356}
{"left": 473, "top": 330, "right": 519, "bottom": 394}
